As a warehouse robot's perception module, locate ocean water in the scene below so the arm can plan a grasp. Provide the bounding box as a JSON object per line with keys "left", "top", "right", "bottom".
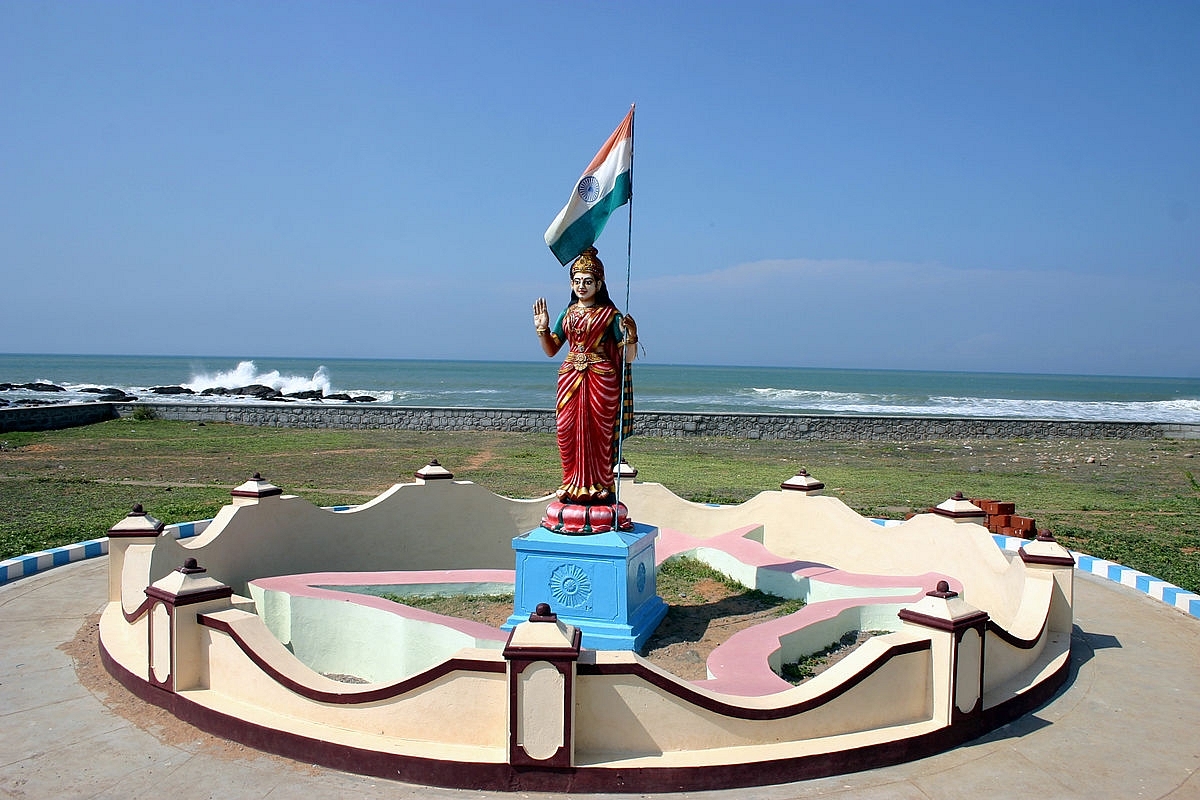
{"left": 2, "top": 353, "right": 1199, "bottom": 423}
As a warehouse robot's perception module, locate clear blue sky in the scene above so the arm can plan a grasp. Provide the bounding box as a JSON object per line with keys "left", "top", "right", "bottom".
{"left": 2, "top": 1, "right": 1197, "bottom": 377}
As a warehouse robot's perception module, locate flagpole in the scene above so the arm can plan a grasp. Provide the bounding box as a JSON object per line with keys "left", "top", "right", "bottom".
{"left": 615, "top": 103, "right": 635, "bottom": 507}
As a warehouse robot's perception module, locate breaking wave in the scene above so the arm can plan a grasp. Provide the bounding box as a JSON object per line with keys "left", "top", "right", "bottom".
{"left": 739, "top": 387, "right": 1200, "bottom": 423}
{"left": 183, "top": 361, "right": 332, "bottom": 395}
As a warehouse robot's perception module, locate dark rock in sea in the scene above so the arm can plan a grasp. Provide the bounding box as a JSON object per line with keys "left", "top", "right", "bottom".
{"left": 0, "top": 398, "right": 8, "bottom": 407}
{"left": 151, "top": 385, "right": 195, "bottom": 395}
{"left": 0, "top": 384, "right": 13, "bottom": 392}
{"left": 324, "top": 393, "right": 353, "bottom": 401}
{"left": 231, "top": 384, "right": 280, "bottom": 399}
{"left": 348, "top": 395, "right": 377, "bottom": 403}
{"left": 285, "top": 390, "right": 325, "bottom": 400}
{"left": 264, "top": 395, "right": 294, "bottom": 402}
{"left": 82, "top": 387, "right": 131, "bottom": 399}
{"left": 200, "top": 387, "right": 229, "bottom": 396}
{"left": 20, "top": 382, "right": 66, "bottom": 392}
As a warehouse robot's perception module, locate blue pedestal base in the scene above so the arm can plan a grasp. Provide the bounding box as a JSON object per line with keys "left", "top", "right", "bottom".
{"left": 504, "top": 523, "right": 668, "bottom": 651}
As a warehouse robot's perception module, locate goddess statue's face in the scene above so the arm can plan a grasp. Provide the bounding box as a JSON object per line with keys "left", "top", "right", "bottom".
{"left": 571, "top": 272, "right": 601, "bottom": 304}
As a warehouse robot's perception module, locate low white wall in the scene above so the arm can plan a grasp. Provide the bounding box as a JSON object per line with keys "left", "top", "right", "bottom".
{"left": 99, "top": 474, "right": 1074, "bottom": 775}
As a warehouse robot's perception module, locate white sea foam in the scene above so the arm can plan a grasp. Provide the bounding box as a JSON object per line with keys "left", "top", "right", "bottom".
{"left": 748, "top": 387, "right": 876, "bottom": 404}
{"left": 725, "top": 387, "right": 1200, "bottom": 423}
{"left": 183, "top": 361, "right": 331, "bottom": 396}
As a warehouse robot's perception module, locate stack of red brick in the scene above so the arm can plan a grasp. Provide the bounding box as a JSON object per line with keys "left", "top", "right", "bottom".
{"left": 970, "top": 498, "right": 1037, "bottom": 539}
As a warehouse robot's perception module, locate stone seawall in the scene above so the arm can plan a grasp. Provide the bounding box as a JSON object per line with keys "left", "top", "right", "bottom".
{"left": 0, "top": 403, "right": 118, "bottom": 432}
{"left": 5, "top": 401, "right": 1197, "bottom": 439}
{"left": 101, "top": 402, "right": 1200, "bottom": 440}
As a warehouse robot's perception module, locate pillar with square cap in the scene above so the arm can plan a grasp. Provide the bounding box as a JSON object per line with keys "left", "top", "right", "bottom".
{"left": 106, "top": 504, "right": 164, "bottom": 606}
{"left": 230, "top": 472, "right": 283, "bottom": 506}
{"left": 898, "top": 580, "right": 989, "bottom": 724}
{"left": 1019, "top": 529, "right": 1076, "bottom": 634}
{"left": 781, "top": 469, "right": 825, "bottom": 495}
{"left": 144, "top": 558, "right": 233, "bottom": 692}
{"left": 928, "top": 492, "right": 988, "bottom": 524}
{"left": 503, "top": 603, "right": 581, "bottom": 768}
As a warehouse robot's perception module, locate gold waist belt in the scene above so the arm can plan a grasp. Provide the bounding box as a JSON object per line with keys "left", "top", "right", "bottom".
{"left": 562, "top": 351, "right": 605, "bottom": 372}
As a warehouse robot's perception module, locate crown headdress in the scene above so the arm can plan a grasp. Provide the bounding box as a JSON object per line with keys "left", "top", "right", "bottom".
{"left": 570, "top": 247, "right": 604, "bottom": 281}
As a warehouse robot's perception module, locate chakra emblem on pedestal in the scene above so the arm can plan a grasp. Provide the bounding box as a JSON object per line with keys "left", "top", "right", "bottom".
{"left": 549, "top": 563, "right": 592, "bottom": 610}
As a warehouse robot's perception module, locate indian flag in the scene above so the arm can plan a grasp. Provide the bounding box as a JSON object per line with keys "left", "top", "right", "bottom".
{"left": 544, "top": 107, "right": 634, "bottom": 265}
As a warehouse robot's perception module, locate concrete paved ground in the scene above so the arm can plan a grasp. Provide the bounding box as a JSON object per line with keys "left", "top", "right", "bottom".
{"left": 1, "top": 557, "right": 1198, "bottom": 799}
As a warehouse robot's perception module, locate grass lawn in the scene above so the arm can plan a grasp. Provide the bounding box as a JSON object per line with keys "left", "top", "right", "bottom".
{"left": 1, "top": 419, "right": 1197, "bottom": 593}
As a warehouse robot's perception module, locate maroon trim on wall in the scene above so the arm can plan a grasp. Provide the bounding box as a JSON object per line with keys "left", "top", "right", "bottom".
{"left": 502, "top": 626, "right": 584, "bottom": 661}
{"left": 145, "top": 585, "right": 233, "bottom": 606}
{"left": 928, "top": 508, "right": 987, "bottom": 521}
{"left": 197, "top": 612, "right": 505, "bottom": 704}
{"left": 1019, "top": 549, "right": 1076, "bottom": 568}
{"left": 414, "top": 461, "right": 455, "bottom": 480}
{"left": 122, "top": 596, "right": 155, "bottom": 624}
{"left": 986, "top": 616, "right": 1049, "bottom": 650}
{"left": 229, "top": 489, "right": 283, "bottom": 498}
{"left": 100, "top": 641, "right": 514, "bottom": 787}
{"left": 579, "top": 639, "right": 931, "bottom": 720}
{"left": 896, "top": 608, "right": 989, "bottom": 633}
{"left": 951, "top": 622, "right": 987, "bottom": 724}
{"left": 955, "top": 680, "right": 985, "bottom": 720}
{"left": 100, "top": 637, "right": 1072, "bottom": 793}
{"left": 147, "top": 600, "right": 172, "bottom": 691}
{"left": 927, "top": 494, "right": 987, "bottom": 521}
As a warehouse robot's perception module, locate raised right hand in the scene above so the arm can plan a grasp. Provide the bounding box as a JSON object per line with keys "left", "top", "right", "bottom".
{"left": 533, "top": 297, "right": 550, "bottom": 331}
